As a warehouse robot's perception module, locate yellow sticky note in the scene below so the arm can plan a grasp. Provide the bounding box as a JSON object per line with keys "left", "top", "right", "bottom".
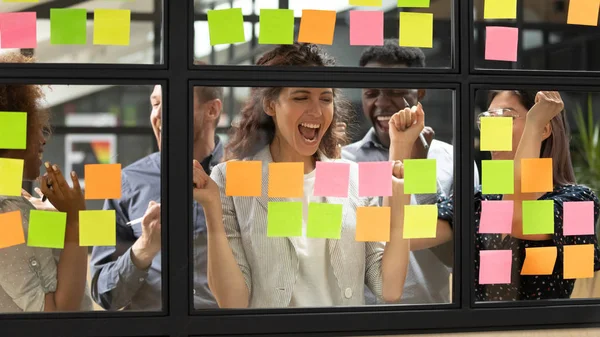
{"left": 564, "top": 244, "right": 595, "bottom": 279}
{"left": 226, "top": 161, "right": 262, "bottom": 197}
{"left": 480, "top": 117, "right": 512, "bottom": 151}
{"left": 93, "top": 9, "right": 131, "bottom": 46}
{"left": 484, "top": 0, "right": 517, "bottom": 19}
{"left": 567, "top": 0, "right": 600, "bottom": 26}
{"left": 350, "top": 0, "right": 382, "bottom": 6}
{"left": 0, "top": 158, "right": 24, "bottom": 196}
{"left": 79, "top": 210, "right": 116, "bottom": 246}
{"left": 399, "top": 12, "right": 433, "bottom": 48}
{"left": 268, "top": 162, "right": 303, "bottom": 198}
{"left": 520, "top": 246, "right": 557, "bottom": 275}
{"left": 403, "top": 204, "right": 438, "bottom": 239}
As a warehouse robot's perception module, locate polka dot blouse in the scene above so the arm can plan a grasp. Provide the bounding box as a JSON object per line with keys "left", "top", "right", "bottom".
{"left": 438, "top": 184, "right": 600, "bottom": 301}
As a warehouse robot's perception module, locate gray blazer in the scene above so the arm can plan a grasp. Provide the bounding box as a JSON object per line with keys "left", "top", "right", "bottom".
{"left": 210, "top": 146, "right": 384, "bottom": 308}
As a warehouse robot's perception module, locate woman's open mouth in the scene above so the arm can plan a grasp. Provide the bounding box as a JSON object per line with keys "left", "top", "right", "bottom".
{"left": 298, "top": 122, "right": 320, "bottom": 144}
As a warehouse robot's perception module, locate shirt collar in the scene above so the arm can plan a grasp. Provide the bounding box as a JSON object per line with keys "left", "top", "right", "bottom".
{"left": 359, "top": 128, "right": 387, "bottom": 151}
{"left": 200, "top": 136, "right": 224, "bottom": 175}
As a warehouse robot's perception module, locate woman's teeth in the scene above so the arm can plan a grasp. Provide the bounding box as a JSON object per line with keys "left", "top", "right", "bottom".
{"left": 300, "top": 122, "right": 320, "bottom": 129}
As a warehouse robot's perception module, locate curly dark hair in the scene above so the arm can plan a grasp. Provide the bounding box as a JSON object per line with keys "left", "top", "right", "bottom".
{"left": 359, "top": 39, "right": 426, "bottom": 67}
{"left": 224, "top": 43, "right": 353, "bottom": 161}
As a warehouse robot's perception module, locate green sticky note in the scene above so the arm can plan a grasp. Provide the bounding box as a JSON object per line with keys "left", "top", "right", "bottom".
{"left": 399, "top": 12, "right": 433, "bottom": 48}
{"left": 404, "top": 159, "right": 437, "bottom": 194}
{"left": 259, "top": 9, "right": 294, "bottom": 45}
{"left": 398, "top": 0, "right": 430, "bottom": 7}
{"left": 484, "top": 0, "right": 517, "bottom": 19}
{"left": 79, "top": 210, "right": 116, "bottom": 246}
{"left": 0, "top": 112, "right": 27, "bottom": 149}
{"left": 482, "top": 160, "right": 514, "bottom": 195}
{"left": 480, "top": 117, "right": 513, "bottom": 151}
{"left": 93, "top": 9, "right": 131, "bottom": 46}
{"left": 350, "top": 0, "right": 382, "bottom": 6}
{"left": 207, "top": 8, "right": 245, "bottom": 46}
{"left": 0, "top": 158, "right": 23, "bottom": 196}
{"left": 522, "top": 200, "right": 555, "bottom": 235}
{"left": 403, "top": 204, "right": 437, "bottom": 238}
{"left": 267, "top": 202, "right": 302, "bottom": 237}
{"left": 27, "top": 210, "right": 67, "bottom": 249}
{"left": 307, "top": 203, "right": 343, "bottom": 239}
{"left": 51, "top": 9, "right": 87, "bottom": 45}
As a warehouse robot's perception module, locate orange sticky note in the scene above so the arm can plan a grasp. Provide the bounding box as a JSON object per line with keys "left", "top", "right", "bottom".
{"left": 0, "top": 211, "right": 25, "bottom": 249}
{"left": 268, "top": 162, "right": 303, "bottom": 198}
{"left": 564, "top": 244, "right": 595, "bottom": 279}
{"left": 520, "top": 246, "right": 557, "bottom": 275}
{"left": 521, "top": 158, "right": 553, "bottom": 193}
{"left": 355, "top": 206, "right": 391, "bottom": 242}
{"left": 298, "top": 10, "right": 337, "bottom": 45}
{"left": 567, "top": 0, "right": 600, "bottom": 26}
{"left": 226, "top": 161, "right": 262, "bottom": 197}
{"left": 84, "top": 164, "right": 122, "bottom": 200}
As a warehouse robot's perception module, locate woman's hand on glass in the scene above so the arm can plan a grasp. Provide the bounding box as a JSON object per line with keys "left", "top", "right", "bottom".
{"left": 39, "top": 162, "right": 85, "bottom": 221}
{"left": 526, "top": 91, "right": 564, "bottom": 128}
{"left": 192, "top": 160, "right": 220, "bottom": 210}
{"left": 22, "top": 187, "right": 57, "bottom": 212}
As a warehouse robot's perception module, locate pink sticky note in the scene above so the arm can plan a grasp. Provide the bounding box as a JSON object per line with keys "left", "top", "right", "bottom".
{"left": 564, "top": 201, "right": 595, "bottom": 236}
{"left": 485, "top": 26, "right": 518, "bottom": 62}
{"left": 314, "top": 162, "right": 351, "bottom": 198}
{"left": 479, "top": 250, "right": 512, "bottom": 285}
{"left": 0, "top": 12, "right": 37, "bottom": 49}
{"left": 479, "top": 200, "right": 514, "bottom": 234}
{"left": 358, "top": 161, "right": 392, "bottom": 197}
{"left": 349, "top": 10, "right": 383, "bottom": 46}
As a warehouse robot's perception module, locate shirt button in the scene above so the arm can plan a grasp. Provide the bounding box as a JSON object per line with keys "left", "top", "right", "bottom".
{"left": 138, "top": 277, "right": 145, "bottom": 282}
{"left": 193, "top": 289, "right": 196, "bottom": 295}
{"left": 344, "top": 288, "right": 352, "bottom": 299}
{"left": 31, "top": 260, "right": 37, "bottom": 267}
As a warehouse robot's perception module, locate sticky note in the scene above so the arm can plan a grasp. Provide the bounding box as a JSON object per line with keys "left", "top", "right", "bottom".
{"left": 79, "top": 210, "right": 116, "bottom": 246}
{"left": 521, "top": 247, "right": 557, "bottom": 275}
{"left": 0, "top": 211, "right": 25, "bottom": 249}
{"left": 398, "top": 0, "right": 430, "bottom": 8}
{"left": 567, "top": 0, "right": 600, "bottom": 26}
{"left": 356, "top": 206, "right": 391, "bottom": 242}
{"left": 484, "top": 0, "right": 517, "bottom": 19}
{"left": 0, "top": 112, "right": 26, "bottom": 150}
{"left": 403, "top": 159, "right": 436, "bottom": 194}
{"left": 0, "top": 12, "right": 37, "bottom": 49}
{"left": 522, "top": 200, "right": 555, "bottom": 235}
{"left": 521, "top": 158, "right": 553, "bottom": 193}
{"left": 207, "top": 8, "right": 245, "bottom": 46}
{"left": 298, "top": 10, "right": 337, "bottom": 45}
{"left": 267, "top": 202, "right": 302, "bottom": 237}
{"left": 479, "top": 200, "right": 514, "bottom": 234}
{"left": 399, "top": 12, "right": 433, "bottom": 48}
{"left": 93, "top": 9, "right": 131, "bottom": 46}
{"left": 349, "top": 10, "right": 384, "bottom": 46}
{"left": 27, "top": 210, "right": 67, "bottom": 249}
{"left": 564, "top": 244, "right": 595, "bottom": 279}
{"left": 314, "top": 162, "right": 350, "bottom": 198}
{"left": 479, "top": 250, "right": 512, "bottom": 284}
{"left": 350, "top": 0, "right": 382, "bottom": 6}
{"left": 481, "top": 160, "right": 514, "bottom": 195}
{"left": 50, "top": 9, "right": 87, "bottom": 45}
{"left": 307, "top": 203, "right": 343, "bottom": 239}
{"left": 480, "top": 117, "right": 512, "bottom": 151}
{"left": 564, "top": 201, "right": 595, "bottom": 236}
{"left": 358, "top": 161, "right": 392, "bottom": 197}
{"left": 268, "top": 162, "right": 303, "bottom": 198}
{"left": 403, "top": 204, "right": 437, "bottom": 239}
{"left": 84, "top": 164, "right": 122, "bottom": 200}
{"left": 259, "top": 9, "right": 294, "bottom": 45}
{"left": 0, "top": 158, "right": 24, "bottom": 196}
{"left": 226, "top": 161, "right": 262, "bottom": 197}
{"left": 485, "top": 26, "right": 518, "bottom": 62}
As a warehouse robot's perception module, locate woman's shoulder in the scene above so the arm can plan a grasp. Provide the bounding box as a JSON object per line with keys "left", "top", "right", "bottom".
{"left": 0, "top": 196, "right": 33, "bottom": 213}
{"left": 546, "top": 184, "right": 599, "bottom": 203}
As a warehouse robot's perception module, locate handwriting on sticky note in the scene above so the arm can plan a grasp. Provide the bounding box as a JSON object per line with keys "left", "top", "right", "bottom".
{"left": 403, "top": 204, "right": 437, "bottom": 239}
{"left": 485, "top": 26, "right": 518, "bottom": 62}
{"left": 481, "top": 160, "right": 514, "bottom": 195}
{"left": 226, "top": 161, "right": 262, "bottom": 197}
{"left": 0, "top": 211, "right": 25, "bottom": 249}
{"left": 207, "top": 8, "right": 245, "bottom": 46}
{"left": 268, "top": 162, "right": 303, "bottom": 198}
{"left": 298, "top": 10, "right": 336, "bottom": 45}
{"left": 50, "top": 9, "right": 87, "bottom": 45}
{"left": 403, "top": 159, "right": 437, "bottom": 194}
{"left": 259, "top": 9, "right": 294, "bottom": 45}
{"left": 358, "top": 161, "right": 392, "bottom": 197}
{"left": 567, "top": 0, "right": 600, "bottom": 26}
{"left": 0, "top": 12, "right": 37, "bottom": 49}
{"left": 479, "top": 200, "right": 513, "bottom": 234}
{"left": 0, "top": 112, "right": 27, "bottom": 150}
{"left": 399, "top": 12, "right": 433, "bottom": 48}
{"left": 79, "top": 210, "right": 116, "bottom": 246}
{"left": 521, "top": 246, "right": 557, "bottom": 275}
{"left": 93, "top": 9, "right": 131, "bottom": 46}
{"left": 564, "top": 244, "right": 595, "bottom": 279}
{"left": 480, "top": 117, "right": 512, "bottom": 151}
{"left": 398, "top": 0, "right": 430, "bottom": 7}
{"left": 479, "top": 250, "right": 512, "bottom": 284}
{"left": 84, "top": 164, "right": 122, "bottom": 200}
{"left": 27, "top": 210, "right": 67, "bottom": 249}
{"left": 307, "top": 202, "right": 343, "bottom": 239}
{"left": 356, "top": 206, "right": 391, "bottom": 242}
{"left": 0, "top": 158, "right": 24, "bottom": 196}
{"left": 350, "top": 10, "right": 384, "bottom": 46}
{"left": 522, "top": 200, "right": 554, "bottom": 235}
{"left": 350, "top": 0, "right": 382, "bottom": 6}
{"left": 521, "top": 158, "right": 553, "bottom": 193}
{"left": 314, "top": 162, "right": 350, "bottom": 198}
{"left": 564, "top": 201, "right": 595, "bottom": 236}
{"left": 267, "top": 202, "right": 302, "bottom": 237}
{"left": 484, "top": 0, "right": 517, "bottom": 19}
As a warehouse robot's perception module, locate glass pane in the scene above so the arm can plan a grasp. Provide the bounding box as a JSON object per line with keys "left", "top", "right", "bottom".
{"left": 473, "top": 89, "right": 600, "bottom": 302}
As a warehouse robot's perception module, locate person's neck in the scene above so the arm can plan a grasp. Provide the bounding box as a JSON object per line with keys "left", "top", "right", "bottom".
{"left": 193, "top": 131, "right": 215, "bottom": 162}
{"left": 269, "top": 140, "right": 315, "bottom": 174}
